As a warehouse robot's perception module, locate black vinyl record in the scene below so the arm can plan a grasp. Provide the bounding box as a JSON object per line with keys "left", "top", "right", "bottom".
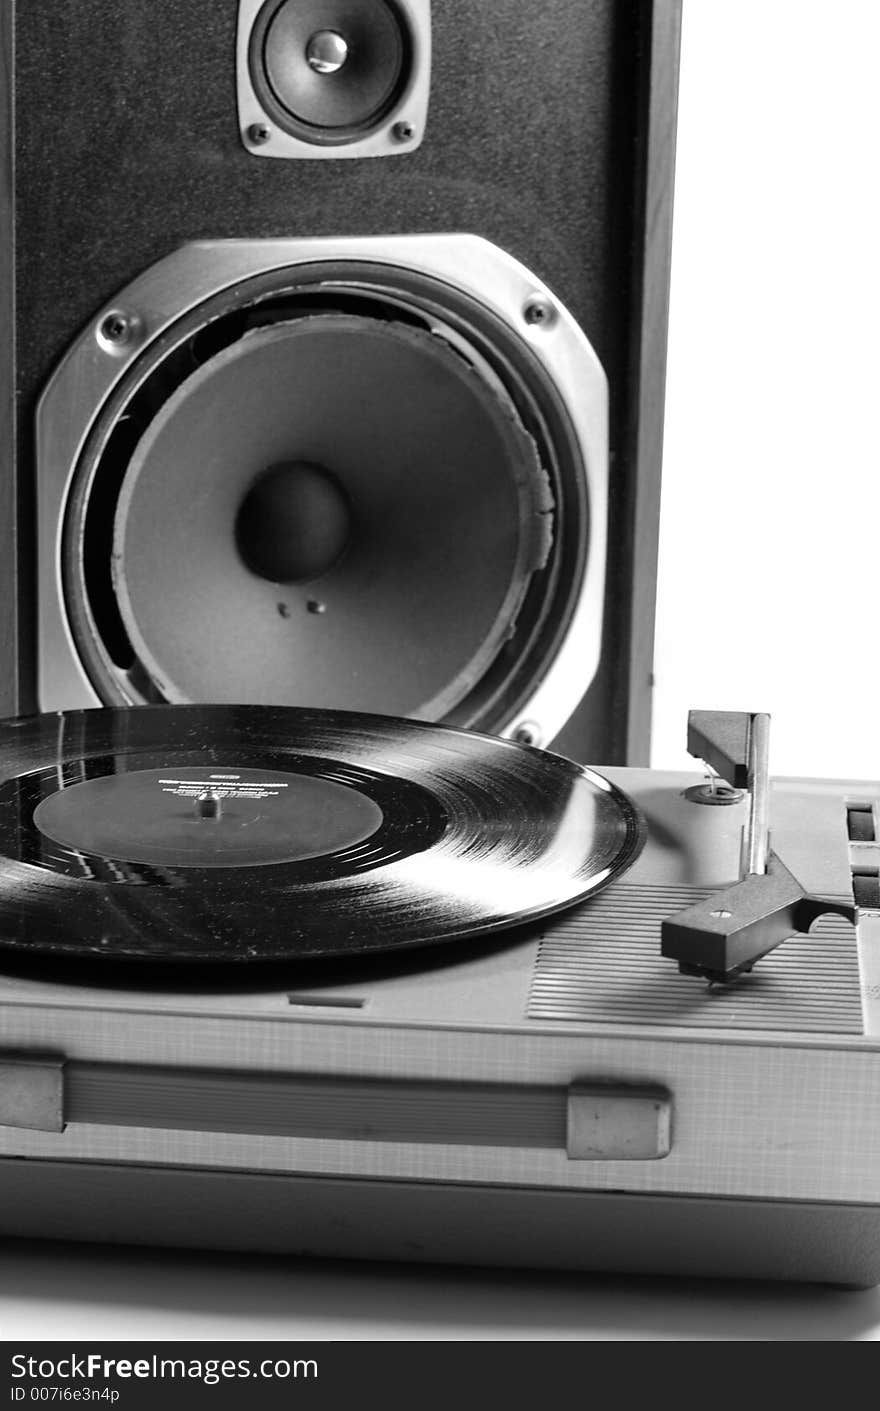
{"left": 0, "top": 706, "right": 644, "bottom": 965}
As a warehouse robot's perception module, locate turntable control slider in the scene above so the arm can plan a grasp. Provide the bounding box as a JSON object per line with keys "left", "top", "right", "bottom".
{"left": 661, "top": 710, "right": 856, "bottom": 983}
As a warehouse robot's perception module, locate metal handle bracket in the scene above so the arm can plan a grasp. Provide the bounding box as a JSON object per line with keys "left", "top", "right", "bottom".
{"left": 0, "top": 1054, "right": 66, "bottom": 1133}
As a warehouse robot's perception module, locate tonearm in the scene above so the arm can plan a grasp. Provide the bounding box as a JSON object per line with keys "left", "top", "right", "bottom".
{"left": 661, "top": 710, "right": 857, "bottom": 983}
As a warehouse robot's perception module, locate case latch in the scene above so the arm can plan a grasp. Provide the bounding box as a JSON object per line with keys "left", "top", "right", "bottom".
{"left": 0, "top": 1054, "right": 66, "bottom": 1132}
{"left": 567, "top": 1084, "right": 672, "bottom": 1159}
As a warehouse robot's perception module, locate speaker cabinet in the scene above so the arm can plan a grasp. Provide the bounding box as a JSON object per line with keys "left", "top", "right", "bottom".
{"left": 0, "top": 0, "right": 681, "bottom": 765}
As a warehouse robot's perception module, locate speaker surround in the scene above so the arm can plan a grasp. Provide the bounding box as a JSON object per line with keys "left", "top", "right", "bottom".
{"left": 38, "top": 236, "right": 608, "bottom": 745}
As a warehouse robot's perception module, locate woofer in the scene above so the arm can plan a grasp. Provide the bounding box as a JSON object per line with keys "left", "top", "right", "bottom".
{"left": 106, "top": 313, "right": 552, "bottom": 719}
{"left": 38, "top": 236, "right": 608, "bottom": 746}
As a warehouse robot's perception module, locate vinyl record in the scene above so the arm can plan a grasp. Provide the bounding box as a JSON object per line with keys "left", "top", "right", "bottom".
{"left": 0, "top": 706, "right": 644, "bottom": 965}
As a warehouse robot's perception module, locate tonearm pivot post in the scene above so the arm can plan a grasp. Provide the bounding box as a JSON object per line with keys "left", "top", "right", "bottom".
{"left": 661, "top": 710, "right": 856, "bottom": 983}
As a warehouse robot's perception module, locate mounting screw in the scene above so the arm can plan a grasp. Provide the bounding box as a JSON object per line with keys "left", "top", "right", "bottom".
{"left": 523, "top": 296, "right": 556, "bottom": 329}
{"left": 247, "top": 122, "right": 271, "bottom": 145}
{"left": 97, "top": 309, "right": 139, "bottom": 351}
{"left": 513, "top": 721, "right": 542, "bottom": 747}
{"left": 391, "top": 120, "right": 414, "bottom": 143}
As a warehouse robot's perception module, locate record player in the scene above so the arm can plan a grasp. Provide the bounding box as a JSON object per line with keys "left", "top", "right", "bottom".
{"left": 1, "top": 702, "right": 879, "bottom": 1287}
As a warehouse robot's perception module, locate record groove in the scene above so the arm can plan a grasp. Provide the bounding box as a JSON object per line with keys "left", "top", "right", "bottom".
{"left": 0, "top": 706, "right": 644, "bottom": 965}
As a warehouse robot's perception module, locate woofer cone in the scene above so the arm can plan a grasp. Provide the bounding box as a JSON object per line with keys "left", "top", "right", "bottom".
{"left": 249, "top": 0, "right": 411, "bottom": 145}
{"left": 59, "top": 261, "right": 589, "bottom": 736}
{"left": 106, "top": 313, "right": 552, "bottom": 719}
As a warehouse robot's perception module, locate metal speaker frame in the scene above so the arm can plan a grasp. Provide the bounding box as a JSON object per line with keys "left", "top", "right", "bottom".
{"left": 36, "top": 234, "right": 608, "bottom": 748}
{"left": 237, "top": 0, "right": 431, "bottom": 159}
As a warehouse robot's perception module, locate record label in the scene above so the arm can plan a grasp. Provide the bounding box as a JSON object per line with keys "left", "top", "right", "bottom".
{"left": 33, "top": 766, "right": 385, "bottom": 869}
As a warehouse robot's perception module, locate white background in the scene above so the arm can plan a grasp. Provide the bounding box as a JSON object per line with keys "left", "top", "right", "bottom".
{"left": 652, "top": 0, "right": 880, "bottom": 779}
{"left": 4, "top": 0, "right": 880, "bottom": 1344}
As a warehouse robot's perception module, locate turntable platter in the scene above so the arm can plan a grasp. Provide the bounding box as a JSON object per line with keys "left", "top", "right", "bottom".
{"left": 0, "top": 705, "right": 644, "bottom": 964}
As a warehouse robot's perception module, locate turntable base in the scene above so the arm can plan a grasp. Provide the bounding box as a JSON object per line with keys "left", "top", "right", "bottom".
{"left": 3, "top": 752, "right": 880, "bottom": 1286}
{"left": 2, "top": 1159, "right": 878, "bottom": 1288}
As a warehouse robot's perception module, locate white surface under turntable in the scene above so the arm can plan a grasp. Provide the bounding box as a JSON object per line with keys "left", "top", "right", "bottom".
{"left": 3, "top": 1242, "right": 880, "bottom": 1342}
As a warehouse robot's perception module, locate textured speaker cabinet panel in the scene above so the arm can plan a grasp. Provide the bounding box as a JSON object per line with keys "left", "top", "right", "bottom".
{"left": 0, "top": 0, "right": 681, "bottom": 765}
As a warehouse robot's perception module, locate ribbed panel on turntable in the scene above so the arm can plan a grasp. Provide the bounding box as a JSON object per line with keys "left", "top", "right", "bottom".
{"left": 528, "top": 885, "right": 863, "bottom": 1034}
